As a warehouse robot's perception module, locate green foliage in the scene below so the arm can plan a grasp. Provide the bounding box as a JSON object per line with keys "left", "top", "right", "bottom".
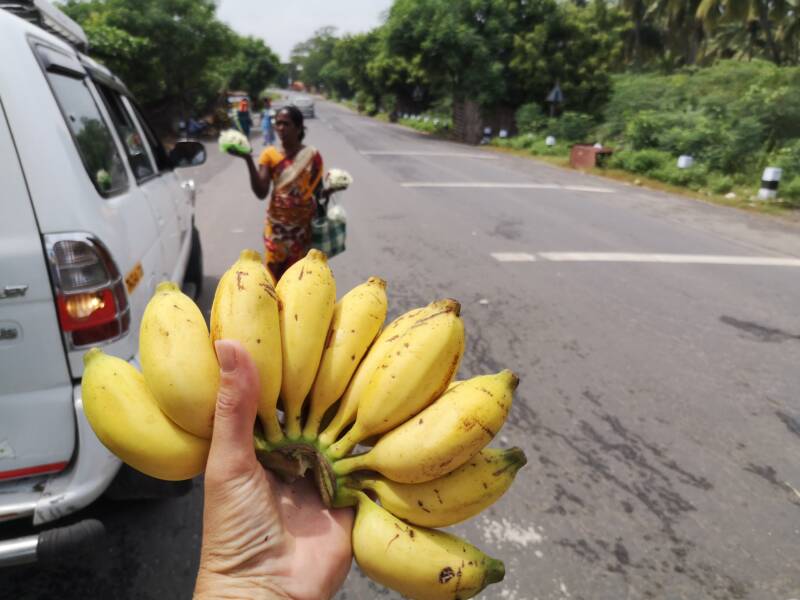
{"left": 492, "top": 135, "right": 571, "bottom": 157}
{"left": 769, "top": 140, "right": 800, "bottom": 178}
{"left": 709, "top": 174, "right": 734, "bottom": 194}
{"left": 780, "top": 177, "right": 800, "bottom": 204}
{"left": 609, "top": 149, "right": 672, "bottom": 175}
{"left": 399, "top": 115, "right": 452, "bottom": 135}
{"left": 515, "top": 103, "right": 548, "bottom": 135}
{"left": 605, "top": 61, "right": 800, "bottom": 178}
{"left": 508, "top": 0, "right": 628, "bottom": 114}
{"left": 546, "top": 112, "right": 596, "bottom": 142}
{"left": 650, "top": 163, "right": 708, "bottom": 189}
{"left": 61, "top": 0, "right": 279, "bottom": 123}
{"left": 227, "top": 37, "right": 281, "bottom": 102}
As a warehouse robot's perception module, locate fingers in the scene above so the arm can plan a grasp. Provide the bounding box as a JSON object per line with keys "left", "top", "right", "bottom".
{"left": 206, "top": 340, "right": 261, "bottom": 477}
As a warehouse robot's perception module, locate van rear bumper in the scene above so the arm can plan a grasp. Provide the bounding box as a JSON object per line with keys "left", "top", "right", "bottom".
{"left": 0, "top": 382, "right": 121, "bottom": 526}
{"left": 0, "top": 519, "right": 105, "bottom": 567}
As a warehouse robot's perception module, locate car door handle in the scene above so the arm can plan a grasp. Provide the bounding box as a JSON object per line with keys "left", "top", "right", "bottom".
{"left": 0, "top": 285, "right": 28, "bottom": 299}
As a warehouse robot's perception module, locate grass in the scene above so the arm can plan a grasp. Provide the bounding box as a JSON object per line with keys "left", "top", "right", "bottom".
{"left": 323, "top": 95, "right": 799, "bottom": 219}
{"left": 488, "top": 142, "right": 799, "bottom": 219}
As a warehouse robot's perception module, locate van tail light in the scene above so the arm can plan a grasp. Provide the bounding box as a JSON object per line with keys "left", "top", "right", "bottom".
{"left": 44, "top": 234, "right": 130, "bottom": 348}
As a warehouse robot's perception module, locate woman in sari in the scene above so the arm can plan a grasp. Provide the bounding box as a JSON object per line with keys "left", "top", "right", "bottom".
{"left": 231, "top": 105, "right": 328, "bottom": 281}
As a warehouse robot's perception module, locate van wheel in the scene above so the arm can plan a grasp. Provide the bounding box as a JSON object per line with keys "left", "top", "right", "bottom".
{"left": 184, "top": 226, "right": 203, "bottom": 299}
{"left": 104, "top": 464, "right": 193, "bottom": 501}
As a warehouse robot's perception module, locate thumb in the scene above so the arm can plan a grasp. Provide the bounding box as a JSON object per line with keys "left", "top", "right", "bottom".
{"left": 206, "top": 340, "right": 261, "bottom": 477}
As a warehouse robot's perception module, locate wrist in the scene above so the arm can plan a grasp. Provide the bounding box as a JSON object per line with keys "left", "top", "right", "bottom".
{"left": 194, "top": 568, "right": 291, "bottom": 600}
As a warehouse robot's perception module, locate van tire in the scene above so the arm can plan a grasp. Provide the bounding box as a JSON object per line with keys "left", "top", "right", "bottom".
{"left": 185, "top": 225, "right": 203, "bottom": 298}
{"left": 104, "top": 464, "right": 194, "bottom": 501}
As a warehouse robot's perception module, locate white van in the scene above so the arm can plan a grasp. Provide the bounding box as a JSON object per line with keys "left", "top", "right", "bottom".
{"left": 0, "top": 2, "right": 206, "bottom": 565}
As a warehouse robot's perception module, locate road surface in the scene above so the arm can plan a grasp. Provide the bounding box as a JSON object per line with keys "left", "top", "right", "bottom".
{"left": 3, "top": 97, "right": 799, "bottom": 600}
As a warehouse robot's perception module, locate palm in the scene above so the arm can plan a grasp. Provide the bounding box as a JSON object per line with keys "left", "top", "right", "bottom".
{"left": 200, "top": 467, "right": 353, "bottom": 600}
{"left": 271, "top": 475, "right": 354, "bottom": 600}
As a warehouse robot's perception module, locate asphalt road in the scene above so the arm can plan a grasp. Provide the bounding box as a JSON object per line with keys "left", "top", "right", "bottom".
{"left": 3, "top": 97, "right": 800, "bottom": 600}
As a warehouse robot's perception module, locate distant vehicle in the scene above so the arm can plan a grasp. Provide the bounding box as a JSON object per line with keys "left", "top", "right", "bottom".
{"left": 0, "top": 1, "right": 206, "bottom": 567}
{"left": 290, "top": 81, "right": 306, "bottom": 92}
{"left": 292, "top": 95, "right": 315, "bottom": 119}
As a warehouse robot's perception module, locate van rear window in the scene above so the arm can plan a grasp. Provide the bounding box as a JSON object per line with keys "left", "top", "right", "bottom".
{"left": 46, "top": 73, "right": 128, "bottom": 196}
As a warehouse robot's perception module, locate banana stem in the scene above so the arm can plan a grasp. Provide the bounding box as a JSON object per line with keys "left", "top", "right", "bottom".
{"left": 301, "top": 406, "right": 325, "bottom": 440}
{"left": 326, "top": 428, "right": 359, "bottom": 459}
{"left": 331, "top": 452, "right": 368, "bottom": 476}
{"left": 331, "top": 482, "right": 362, "bottom": 508}
{"left": 261, "top": 414, "right": 285, "bottom": 446}
{"left": 284, "top": 408, "right": 302, "bottom": 440}
{"left": 317, "top": 417, "right": 347, "bottom": 449}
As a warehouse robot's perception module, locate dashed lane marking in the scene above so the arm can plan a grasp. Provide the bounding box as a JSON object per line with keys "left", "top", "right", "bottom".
{"left": 491, "top": 252, "right": 537, "bottom": 262}
{"left": 490, "top": 251, "right": 800, "bottom": 267}
{"left": 400, "top": 182, "right": 613, "bottom": 192}
{"left": 362, "top": 151, "right": 498, "bottom": 159}
{"left": 538, "top": 252, "right": 800, "bottom": 267}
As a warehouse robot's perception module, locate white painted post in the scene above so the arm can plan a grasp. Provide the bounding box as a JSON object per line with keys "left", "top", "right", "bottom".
{"left": 758, "top": 167, "right": 782, "bottom": 200}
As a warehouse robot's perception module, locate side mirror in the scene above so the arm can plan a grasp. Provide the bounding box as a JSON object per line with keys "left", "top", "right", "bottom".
{"left": 169, "top": 140, "right": 206, "bottom": 168}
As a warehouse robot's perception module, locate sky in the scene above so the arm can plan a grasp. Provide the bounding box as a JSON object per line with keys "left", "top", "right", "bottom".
{"left": 217, "top": 0, "right": 394, "bottom": 62}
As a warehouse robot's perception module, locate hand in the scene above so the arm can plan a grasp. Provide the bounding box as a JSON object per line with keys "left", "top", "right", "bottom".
{"left": 194, "top": 340, "right": 354, "bottom": 600}
{"left": 226, "top": 146, "right": 252, "bottom": 159}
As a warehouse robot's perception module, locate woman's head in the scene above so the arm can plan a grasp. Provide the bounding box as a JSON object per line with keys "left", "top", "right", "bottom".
{"left": 275, "top": 106, "right": 305, "bottom": 146}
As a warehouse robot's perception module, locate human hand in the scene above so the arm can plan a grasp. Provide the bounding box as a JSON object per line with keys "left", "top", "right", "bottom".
{"left": 226, "top": 146, "right": 252, "bottom": 159}
{"left": 194, "top": 340, "right": 354, "bottom": 600}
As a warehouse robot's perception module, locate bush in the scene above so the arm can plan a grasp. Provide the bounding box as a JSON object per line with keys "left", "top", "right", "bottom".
{"left": 709, "top": 174, "right": 734, "bottom": 194}
{"left": 609, "top": 149, "right": 672, "bottom": 175}
{"left": 547, "top": 112, "right": 595, "bottom": 142}
{"left": 650, "top": 164, "right": 708, "bottom": 189}
{"left": 515, "top": 103, "right": 547, "bottom": 135}
{"left": 770, "top": 140, "right": 800, "bottom": 179}
{"left": 625, "top": 111, "right": 675, "bottom": 150}
{"left": 399, "top": 115, "right": 451, "bottom": 135}
{"left": 780, "top": 177, "right": 800, "bottom": 205}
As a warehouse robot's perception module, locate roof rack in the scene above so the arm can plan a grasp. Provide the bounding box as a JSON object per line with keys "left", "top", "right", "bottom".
{"left": 0, "top": 0, "right": 88, "bottom": 51}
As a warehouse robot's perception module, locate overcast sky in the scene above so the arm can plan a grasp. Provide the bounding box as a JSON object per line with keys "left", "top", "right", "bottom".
{"left": 217, "top": 0, "right": 394, "bottom": 62}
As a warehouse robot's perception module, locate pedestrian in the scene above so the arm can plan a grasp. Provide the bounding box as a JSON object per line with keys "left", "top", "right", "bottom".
{"left": 261, "top": 97, "right": 275, "bottom": 146}
{"left": 229, "top": 105, "right": 330, "bottom": 281}
{"left": 236, "top": 97, "right": 252, "bottom": 138}
{"left": 194, "top": 340, "right": 353, "bottom": 600}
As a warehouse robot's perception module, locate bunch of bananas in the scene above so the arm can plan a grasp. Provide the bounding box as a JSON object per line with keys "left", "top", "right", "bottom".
{"left": 82, "top": 248, "right": 526, "bottom": 600}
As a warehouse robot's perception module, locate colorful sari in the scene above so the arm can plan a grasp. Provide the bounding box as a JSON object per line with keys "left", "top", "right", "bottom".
{"left": 258, "top": 145, "right": 323, "bottom": 279}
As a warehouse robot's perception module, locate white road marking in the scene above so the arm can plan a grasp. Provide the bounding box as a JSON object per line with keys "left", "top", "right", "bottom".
{"left": 562, "top": 185, "right": 615, "bottom": 193}
{"left": 537, "top": 252, "right": 800, "bottom": 267}
{"left": 231, "top": 228, "right": 245, "bottom": 234}
{"left": 491, "top": 252, "right": 537, "bottom": 262}
{"left": 403, "top": 181, "right": 558, "bottom": 189}
{"left": 401, "top": 181, "right": 613, "bottom": 192}
{"left": 361, "top": 150, "right": 498, "bottom": 159}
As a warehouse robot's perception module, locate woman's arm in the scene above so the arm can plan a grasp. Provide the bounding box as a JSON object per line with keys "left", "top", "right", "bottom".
{"left": 236, "top": 153, "right": 271, "bottom": 199}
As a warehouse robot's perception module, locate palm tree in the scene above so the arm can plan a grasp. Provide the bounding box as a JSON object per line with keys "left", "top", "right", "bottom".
{"left": 648, "top": 0, "right": 706, "bottom": 65}
{"left": 696, "top": 0, "right": 793, "bottom": 64}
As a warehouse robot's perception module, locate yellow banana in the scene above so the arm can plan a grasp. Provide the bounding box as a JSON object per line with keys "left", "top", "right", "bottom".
{"left": 340, "top": 447, "right": 526, "bottom": 528}
{"left": 140, "top": 281, "right": 219, "bottom": 439}
{"left": 348, "top": 491, "right": 505, "bottom": 600}
{"left": 327, "top": 299, "right": 464, "bottom": 458}
{"left": 211, "top": 249, "right": 283, "bottom": 444}
{"left": 276, "top": 249, "right": 336, "bottom": 439}
{"left": 333, "top": 370, "right": 517, "bottom": 483}
{"left": 302, "top": 277, "right": 387, "bottom": 439}
{"left": 82, "top": 348, "right": 209, "bottom": 480}
{"left": 316, "top": 304, "right": 429, "bottom": 448}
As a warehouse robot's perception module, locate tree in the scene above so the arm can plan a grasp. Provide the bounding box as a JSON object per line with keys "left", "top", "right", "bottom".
{"left": 228, "top": 36, "right": 281, "bottom": 101}
{"left": 696, "top": 0, "right": 793, "bottom": 64}
{"left": 290, "top": 26, "right": 339, "bottom": 91}
{"left": 60, "top": 0, "right": 278, "bottom": 120}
